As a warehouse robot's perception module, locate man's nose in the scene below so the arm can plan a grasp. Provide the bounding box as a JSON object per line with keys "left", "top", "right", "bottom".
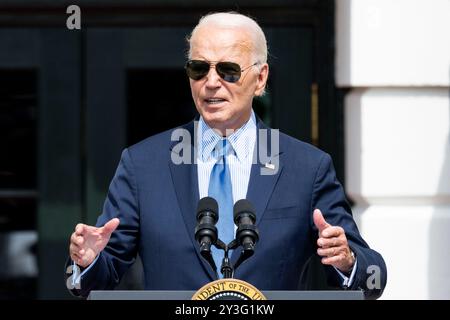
{"left": 205, "top": 66, "right": 222, "bottom": 89}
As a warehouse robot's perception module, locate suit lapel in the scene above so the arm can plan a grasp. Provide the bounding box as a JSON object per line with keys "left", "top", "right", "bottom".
{"left": 168, "top": 120, "right": 217, "bottom": 281}
{"left": 231, "top": 119, "right": 284, "bottom": 265}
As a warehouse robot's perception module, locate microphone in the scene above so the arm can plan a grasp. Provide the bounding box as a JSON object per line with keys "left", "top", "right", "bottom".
{"left": 233, "top": 199, "right": 259, "bottom": 252}
{"left": 195, "top": 197, "right": 219, "bottom": 254}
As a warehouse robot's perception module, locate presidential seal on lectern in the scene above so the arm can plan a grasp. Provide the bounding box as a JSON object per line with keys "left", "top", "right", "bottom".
{"left": 192, "top": 278, "right": 266, "bottom": 300}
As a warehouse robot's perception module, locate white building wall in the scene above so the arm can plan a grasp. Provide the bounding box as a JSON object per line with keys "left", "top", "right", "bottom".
{"left": 336, "top": 0, "right": 450, "bottom": 86}
{"left": 336, "top": 0, "right": 450, "bottom": 299}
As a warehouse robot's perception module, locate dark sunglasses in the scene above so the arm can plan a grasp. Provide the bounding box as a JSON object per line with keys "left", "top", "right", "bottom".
{"left": 185, "top": 60, "right": 258, "bottom": 83}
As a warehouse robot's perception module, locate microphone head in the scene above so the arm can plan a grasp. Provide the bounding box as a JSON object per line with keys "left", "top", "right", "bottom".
{"left": 197, "top": 197, "right": 219, "bottom": 222}
{"left": 233, "top": 199, "right": 256, "bottom": 224}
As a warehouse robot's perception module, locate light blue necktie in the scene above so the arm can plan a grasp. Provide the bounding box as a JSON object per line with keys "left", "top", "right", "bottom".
{"left": 208, "top": 139, "right": 234, "bottom": 277}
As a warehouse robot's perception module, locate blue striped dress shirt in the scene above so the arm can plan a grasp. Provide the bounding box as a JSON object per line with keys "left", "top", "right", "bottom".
{"left": 196, "top": 111, "right": 256, "bottom": 209}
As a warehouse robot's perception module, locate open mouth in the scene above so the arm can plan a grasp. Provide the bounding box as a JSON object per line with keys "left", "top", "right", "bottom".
{"left": 204, "top": 98, "right": 227, "bottom": 105}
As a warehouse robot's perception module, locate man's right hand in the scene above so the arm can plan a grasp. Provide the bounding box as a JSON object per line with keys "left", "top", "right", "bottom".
{"left": 69, "top": 218, "right": 120, "bottom": 268}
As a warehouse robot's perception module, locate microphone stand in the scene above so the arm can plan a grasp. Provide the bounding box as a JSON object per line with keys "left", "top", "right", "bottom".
{"left": 213, "top": 239, "right": 233, "bottom": 278}
{"left": 214, "top": 239, "right": 255, "bottom": 279}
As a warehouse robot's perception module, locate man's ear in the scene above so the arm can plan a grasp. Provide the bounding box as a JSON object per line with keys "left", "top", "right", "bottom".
{"left": 254, "top": 63, "right": 269, "bottom": 97}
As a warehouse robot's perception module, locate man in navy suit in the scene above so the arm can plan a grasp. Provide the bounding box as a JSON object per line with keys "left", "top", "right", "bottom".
{"left": 67, "top": 12, "right": 386, "bottom": 299}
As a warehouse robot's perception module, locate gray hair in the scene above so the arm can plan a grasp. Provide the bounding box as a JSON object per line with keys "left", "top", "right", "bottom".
{"left": 187, "top": 12, "right": 268, "bottom": 65}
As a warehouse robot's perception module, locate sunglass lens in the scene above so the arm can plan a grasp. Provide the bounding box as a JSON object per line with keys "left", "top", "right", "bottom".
{"left": 185, "top": 60, "right": 243, "bottom": 83}
{"left": 216, "top": 62, "right": 241, "bottom": 83}
{"left": 186, "top": 60, "right": 210, "bottom": 80}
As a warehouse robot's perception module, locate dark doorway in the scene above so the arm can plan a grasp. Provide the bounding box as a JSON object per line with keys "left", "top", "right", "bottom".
{"left": 127, "top": 69, "right": 196, "bottom": 146}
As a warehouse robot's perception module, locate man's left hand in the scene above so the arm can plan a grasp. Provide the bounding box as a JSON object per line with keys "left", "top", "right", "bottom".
{"left": 313, "top": 209, "right": 355, "bottom": 274}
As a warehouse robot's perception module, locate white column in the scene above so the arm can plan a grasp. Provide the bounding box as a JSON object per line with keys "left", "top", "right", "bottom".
{"left": 337, "top": 0, "right": 450, "bottom": 299}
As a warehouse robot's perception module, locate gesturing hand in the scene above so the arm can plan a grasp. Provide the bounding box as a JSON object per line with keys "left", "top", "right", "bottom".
{"left": 313, "top": 209, "right": 355, "bottom": 273}
{"left": 69, "top": 218, "right": 120, "bottom": 268}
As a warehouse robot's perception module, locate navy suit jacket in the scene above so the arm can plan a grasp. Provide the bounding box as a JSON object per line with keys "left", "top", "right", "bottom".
{"left": 70, "top": 118, "right": 386, "bottom": 299}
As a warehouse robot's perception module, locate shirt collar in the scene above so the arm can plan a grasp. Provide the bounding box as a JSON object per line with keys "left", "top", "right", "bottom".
{"left": 198, "top": 110, "right": 257, "bottom": 162}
